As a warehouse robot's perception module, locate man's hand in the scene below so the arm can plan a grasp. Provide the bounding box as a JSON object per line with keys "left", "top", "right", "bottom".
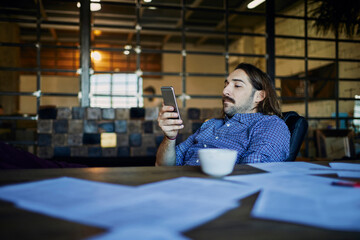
{"left": 157, "top": 105, "right": 184, "bottom": 140}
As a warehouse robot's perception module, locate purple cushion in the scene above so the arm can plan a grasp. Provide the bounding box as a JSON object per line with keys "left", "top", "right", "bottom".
{"left": 0, "top": 142, "right": 86, "bottom": 169}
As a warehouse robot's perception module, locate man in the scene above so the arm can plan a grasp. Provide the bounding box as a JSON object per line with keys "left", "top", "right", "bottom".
{"left": 156, "top": 63, "right": 290, "bottom": 166}
{"left": 143, "top": 86, "right": 162, "bottom": 108}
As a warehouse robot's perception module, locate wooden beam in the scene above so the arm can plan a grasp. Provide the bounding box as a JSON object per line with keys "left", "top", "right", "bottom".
{"left": 195, "top": 4, "right": 245, "bottom": 46}
{"left": 195, "top": 12, "right": 238, "bottom": 46}
{"left": 127, "top": 32, "right": 134, "bottom": 44}
{"left": 34, "top": 0, "right": 59, "bottom": 43}
{"left": 162, "top": 0, "right": 203, "bottom": 45}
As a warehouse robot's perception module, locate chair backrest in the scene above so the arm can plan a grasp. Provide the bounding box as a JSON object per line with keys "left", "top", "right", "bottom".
{"left": 282, "top": 111, "right": 308, "bottom": 161}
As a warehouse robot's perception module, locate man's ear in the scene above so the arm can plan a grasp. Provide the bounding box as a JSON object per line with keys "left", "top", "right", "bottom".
{"left": 254, "top": 90, "right": 266, "bottom": 103}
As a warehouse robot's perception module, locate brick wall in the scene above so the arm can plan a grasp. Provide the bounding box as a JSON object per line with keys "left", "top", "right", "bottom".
{"left": 37, "top": 107, "right": 223, "bottom": 159}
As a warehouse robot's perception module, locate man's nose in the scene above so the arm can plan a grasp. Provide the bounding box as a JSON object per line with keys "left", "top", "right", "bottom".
{"left": 223, "top": 84, "right": 231, "bottom": 96}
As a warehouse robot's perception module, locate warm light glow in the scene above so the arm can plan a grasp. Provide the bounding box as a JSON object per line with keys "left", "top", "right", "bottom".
{"left": 87, "top": 168, "right": 108, "bottom": 173}
{"left": 76, "top": 0, "right": 102, "bottom": 12}
{"left": 91, "top": 51, "right": 102, "bottom": 61}
{"left": 247, "top": 0, "right": 266, "bottom": 9}
{"left": 123, "top": 50, "right": 130, "bottom": 55}
{"left": 101, "top": 133, "right": 117, "bottom": 148}
{"left": 93, "top": 29, "right": 102, "bottom": 36}
{"left": 144, "top": 0, "right": 152, "bottom": 3}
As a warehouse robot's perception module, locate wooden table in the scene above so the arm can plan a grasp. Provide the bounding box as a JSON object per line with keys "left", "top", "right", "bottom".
{"left": 0, "top": 161, "right": 359, "bottom": 240}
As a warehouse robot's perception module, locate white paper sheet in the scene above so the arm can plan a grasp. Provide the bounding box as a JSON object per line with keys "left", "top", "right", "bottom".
{"left": 247, "top": 161, "right": 336, "bottom": 175}
{"left": 251, "top": 189, "right": 360, "bottom": 231}
{"left": 225, "top": 172, "right": 360, "bottom": 204}
{"left": 0, "top": 176, "right": 243, "bottom": 232}
{"left": 86, "top": 225, "right": 190, "bottom": 240}
{"left": 226, "top": 171, "right": 360, "bottom": 231}
{"left": 329, "top": 162, "right": 360, "bottom": 178}
{"left": 0, "top": 177, "right": 139, "bottom": 219}
{"left": 3, "top": 173, "right": 359, "bottom": 234}
{"left": 79, "top": 193, "right": 239, "bottom": 231}
{"left": 138, "top": 177, "right": 260, "bottom": 203}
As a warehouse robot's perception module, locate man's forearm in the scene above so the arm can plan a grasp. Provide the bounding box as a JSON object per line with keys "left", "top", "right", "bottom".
{"left": 155, "top": 138, "right": 177, "bottom": 166}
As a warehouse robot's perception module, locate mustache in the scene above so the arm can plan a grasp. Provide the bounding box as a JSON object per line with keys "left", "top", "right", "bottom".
{"left": 222, "top": 96, "right": 235, "bottom": 104}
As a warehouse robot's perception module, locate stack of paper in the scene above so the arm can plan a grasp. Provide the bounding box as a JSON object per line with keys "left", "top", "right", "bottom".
{"left": 247, "top": 161, "right": 337, "bottom": 175}
{"left": 137, "top": 177, "right": 259, "bottom": 203}
{"left": 0, "top": 176, "right": 260, "bottom": 239}
{"left": 1, "top": 161, "right": 360, "bottom": 237}
{"left": 329, "top": 162, "right": 360, "bottom": 178}
{"left": 251, "top": 189, "right": 360, "bottom": 231}
{"left": 226, "top": 168, "right": 360, "bottom": 231}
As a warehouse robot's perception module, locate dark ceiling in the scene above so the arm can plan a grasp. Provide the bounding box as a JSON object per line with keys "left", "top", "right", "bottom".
{"left": 0, "top": 0, "right": 300, "bottom": 47}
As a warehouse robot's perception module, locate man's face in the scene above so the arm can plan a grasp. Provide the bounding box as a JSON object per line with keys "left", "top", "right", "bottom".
{"left": 222, "top": 69, "right": 259, "bottom": 117}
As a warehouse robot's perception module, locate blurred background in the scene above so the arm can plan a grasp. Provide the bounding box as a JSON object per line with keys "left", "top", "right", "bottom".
{"left": 0, "top": 0, "right": 359, "bottom": 164}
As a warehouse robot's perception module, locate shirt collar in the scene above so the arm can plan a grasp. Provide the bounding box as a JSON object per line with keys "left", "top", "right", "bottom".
{"left": 224, "top": 112, "right": 263, "bottom": 125}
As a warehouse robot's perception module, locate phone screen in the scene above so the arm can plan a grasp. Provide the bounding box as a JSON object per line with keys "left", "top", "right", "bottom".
{"left": 161, "top": 86, "right": 181, "bottom": 119}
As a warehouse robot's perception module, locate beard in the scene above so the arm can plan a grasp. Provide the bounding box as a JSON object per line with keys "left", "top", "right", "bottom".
{"left": 222, "top": 91, "right": 256, "bottom": 117}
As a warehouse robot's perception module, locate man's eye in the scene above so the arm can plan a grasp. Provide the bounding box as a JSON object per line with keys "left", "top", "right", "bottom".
{"left": 235, "top": 85, "right": 241, "bottom": 88}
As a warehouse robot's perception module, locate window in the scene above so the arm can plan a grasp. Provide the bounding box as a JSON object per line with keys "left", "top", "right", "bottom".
{"left": 354, "top": 95, "right": 360, "bottom": 132}
{"left": 90, "top": 73, "right": 143, "bottom": 108}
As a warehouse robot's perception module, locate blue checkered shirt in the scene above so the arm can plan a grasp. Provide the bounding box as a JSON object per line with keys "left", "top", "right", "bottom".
{"left": 175, "top": 112, "right": 290, "bottom": 166}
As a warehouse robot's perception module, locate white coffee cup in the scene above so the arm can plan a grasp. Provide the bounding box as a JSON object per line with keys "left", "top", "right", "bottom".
{"left": 198, "top": 148, "right": 238, "bottom": 177}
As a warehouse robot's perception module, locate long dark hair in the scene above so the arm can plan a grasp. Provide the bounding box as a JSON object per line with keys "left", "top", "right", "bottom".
{"left": 235, "top": 63, "right": 282, "bottom": 118}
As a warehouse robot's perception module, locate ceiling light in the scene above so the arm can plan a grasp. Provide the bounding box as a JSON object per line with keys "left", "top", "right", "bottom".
{"left": 124, "top": 45, "right": 132, "bottom": 55}
{"left": 77, "top": 0, "right": 102, "bottom": 12}
{"left": 91, "top": 51, "right": 101, "bottom": 61}
{"left": 90, "top": 3, "right": 101, "bottom": 11}
{"left": 247, "top": 0, "right": 266, "bottom": 9}
{"left": 148, "top": 6, "right": 157, "bottom": 10}
{"left": 144, "top": 0, "right": 152, "bottom": 3}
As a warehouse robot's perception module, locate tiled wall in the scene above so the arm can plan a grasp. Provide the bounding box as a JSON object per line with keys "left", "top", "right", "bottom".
{"left": 37, "top": 107, "right": 223, "bottom": 159}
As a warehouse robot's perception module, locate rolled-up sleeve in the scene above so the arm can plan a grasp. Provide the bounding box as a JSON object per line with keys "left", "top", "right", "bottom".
{"left": 175, "top": 131, "right": 197, "bottom": 166}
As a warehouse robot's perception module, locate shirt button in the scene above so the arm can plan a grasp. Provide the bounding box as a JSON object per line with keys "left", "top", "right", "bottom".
{"left": 196, "top": 159, "right": 199, "bottom": 163}
{"left": 215, "top": 136, "right": 218, "bottom": 140}
{"left": 204, "top": 144, "right": 207, "bottom": 148}
{"left": 226, "top": 123, "right": 230, "bottom": 127}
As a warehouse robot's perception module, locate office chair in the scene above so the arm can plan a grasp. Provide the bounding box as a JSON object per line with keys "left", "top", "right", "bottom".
{"left": 282, "top": 111, "right": 308, "bottom": 161}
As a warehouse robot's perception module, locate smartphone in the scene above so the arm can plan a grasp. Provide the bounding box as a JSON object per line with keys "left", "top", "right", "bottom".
{"left": 161, "top": 86, "right": 181, "bottom": 119}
